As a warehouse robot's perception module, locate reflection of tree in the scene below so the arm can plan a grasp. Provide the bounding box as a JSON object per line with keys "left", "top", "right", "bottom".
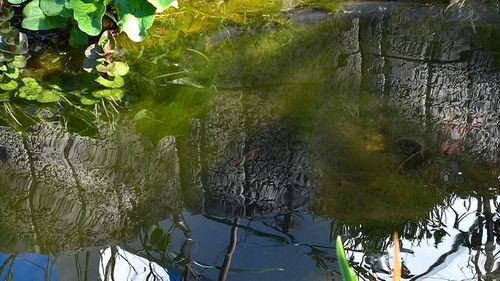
{"left": 217, "top": 218, "right": 238, "bottom": 281}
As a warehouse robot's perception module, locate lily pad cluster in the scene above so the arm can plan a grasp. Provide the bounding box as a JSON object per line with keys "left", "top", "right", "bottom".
{"left": 0, "top": 9, "right": 29, "bottom": 97}
{"left": 6, "top": 0, "right": 178, "bottom": 44}
{"left": 81, "top": 31, "right": 129, "bottom": 105}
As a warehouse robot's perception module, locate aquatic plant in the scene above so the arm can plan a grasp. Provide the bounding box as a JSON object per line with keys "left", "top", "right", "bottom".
{"left": 336, "top": 236, "right": 357, "bottom": 281}
{"left": 80, "top": 30, "right": 129, "bottom": 104}
{"left": 6, "top": 0, "right": 178, "bottom": 43}
{"left": 0, "top": 9, "right": 29, "bottom": 95}
{"left": 336, "top": 233, "right": 402, "bottom": 281}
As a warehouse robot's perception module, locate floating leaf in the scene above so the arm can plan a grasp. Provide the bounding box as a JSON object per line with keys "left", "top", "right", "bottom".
{"left": 36, "top": 90, "right": 61, "bottom": 103}
{"left": 17, "top": 78, "right": 43, "bottom": 100}
{"left": 0, "top": 80, "right": 18, "bottom": 91}
{"left": 22, "top": 0, "right": 68, "bottom": 30}
{"left": 10, "top": 55, "right": 28, "bottom": 68}
{"left": 115, "top": 0, "right": 156, "bottom": 42}
{"left": 80, "top": 96, "right": 99, "bottom": 105}
{"left": 69, "top": 0, "right": 106, "bottom": 36}
{"left": 4, "top": 66, "right": 19, "bottom": 79}
{"left": 107, "top": 61, "right": 129, "bottom": 76}
{"left": 91, "top": 88, "right": 124, "bottom": 100}
{"left": 95, "top": 75, "right": 124, "bottom": 88}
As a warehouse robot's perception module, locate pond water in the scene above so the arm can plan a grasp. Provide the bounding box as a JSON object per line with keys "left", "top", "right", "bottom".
{"left": 0, "top": 1, "right": 499, "bottom": 281}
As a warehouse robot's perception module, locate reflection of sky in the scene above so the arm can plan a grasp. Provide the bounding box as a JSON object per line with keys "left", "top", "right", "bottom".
{"left": 0, "top": 252, "right": 58, "bottom": 281}
{"left": 164, "top": 212, "right": 336, "bottom": 281}
{"left": 1, "top": 196, "right": 495, "bottom": 281}
{"left": 348, "top": 195, "right": 499, "bottom": 280}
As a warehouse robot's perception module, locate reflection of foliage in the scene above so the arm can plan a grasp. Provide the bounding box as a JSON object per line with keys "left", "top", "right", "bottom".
{"left": 330, "top": 194, "right": 499, "bottom": 280}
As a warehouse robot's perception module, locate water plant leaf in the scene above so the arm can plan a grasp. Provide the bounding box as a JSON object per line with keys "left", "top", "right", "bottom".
{"left": 107, "top": 61, "right": 129, "bottom": 76}
{"left": 336, "top": 236, "right": 357, "bottom": 281}
{"left": 80, "top": 96, "right": 99, "bottom": 105}
{"left": 10, "top": 55, "right": 27, "bottom": 68}
{"left": 6, "top": 0, "right": 30, "bottom": 4}
{"left": 69, "top": 0, "right": 106, "bottom": 36}
{"left": 69, "top": 25, "right": 89, "bottom": 48}
{"left": 40, "top": 0, "right": 66, "bottom": 16}
{"left": 4, "top": 66, "right": 19, "bottom": 79}
{"left": 95, "top": 75, "right": 124, "bottom": 88}
{"left": 22, "top": 0, "right": 68, "bottom": 30}
{"left": 98, "top": 30, "right": 116, "bottom": 52}
{"left": 36, "top": 90, "right": 61, "bottom": 103}
{"left": 115, "top": 0, "right": 156, "bottom": 42}
{"left": 0, "top": 80, "right": 18, "bottom": 91}
{"left": 91, "top": 88, "right": 124, "bottom": 100}
{"left": 17, "top": 77, "right": 43, "bottom": 100}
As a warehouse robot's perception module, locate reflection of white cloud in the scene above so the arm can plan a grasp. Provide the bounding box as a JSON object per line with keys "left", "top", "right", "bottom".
{"left": 99, "top": 246, "right": 170, "bottom": 281}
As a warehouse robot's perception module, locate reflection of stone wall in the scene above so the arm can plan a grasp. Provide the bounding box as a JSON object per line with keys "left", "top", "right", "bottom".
{"left": 0, "top": 123, "right": 180, "bottom": 254}
{"left": 355, "top": 4, "right": 500, "bottom": 162}
{"left": 184, "top": 91, "right": 313, "bottom": 217}
{"left": 188, "top": 18, "right": 363, "bottom": 217}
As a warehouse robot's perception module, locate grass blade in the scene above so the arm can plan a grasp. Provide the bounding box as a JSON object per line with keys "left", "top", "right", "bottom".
{"left": 336, "top": 236, "right": 357, "bottom": 281}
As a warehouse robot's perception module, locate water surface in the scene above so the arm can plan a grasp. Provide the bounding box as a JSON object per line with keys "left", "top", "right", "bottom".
{"left": 0, "top": 1, "right": 499, "bottom": 281}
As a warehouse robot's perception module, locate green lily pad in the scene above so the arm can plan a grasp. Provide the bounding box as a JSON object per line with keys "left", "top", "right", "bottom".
{"left": 115, "top": 0, "right": 156, "bottom": 42}
{"left": 69, "top": 0, "right": 106, "bottom": 36}
{"left": 22, "top": 0, "right": 68, "bottom": 30}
